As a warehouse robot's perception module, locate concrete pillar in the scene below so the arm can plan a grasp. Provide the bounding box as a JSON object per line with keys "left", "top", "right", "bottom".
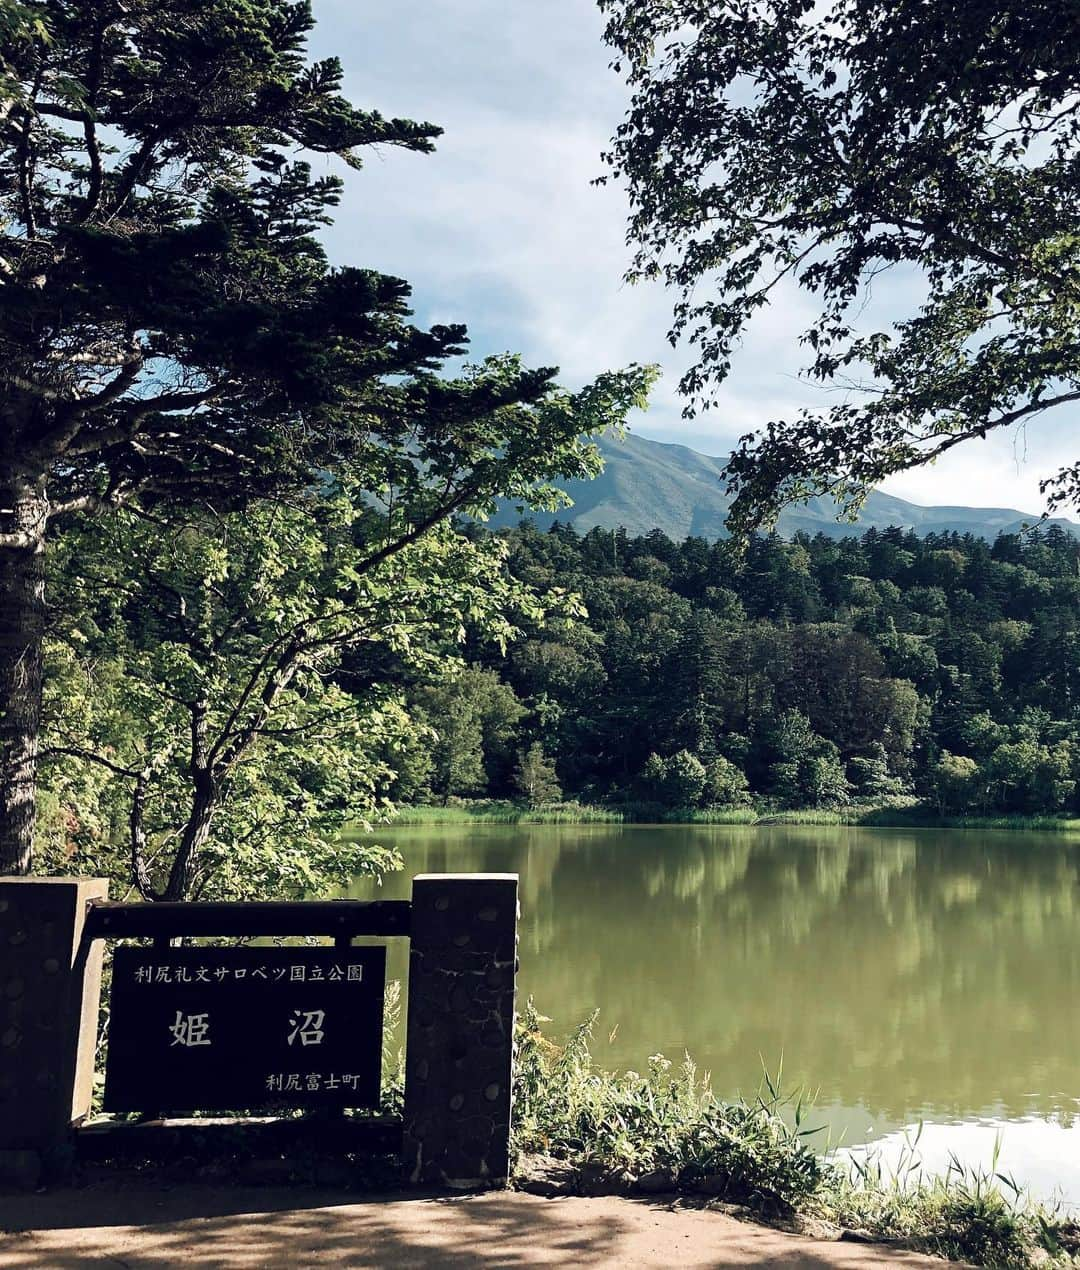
{"left": 402, "top": 873, "right": 518, "bottom": 1189}
{"left": 0, "top": 877, "right": 108, "bottom": 1185}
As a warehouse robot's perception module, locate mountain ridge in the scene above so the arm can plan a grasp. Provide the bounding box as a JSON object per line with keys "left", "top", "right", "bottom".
{"left": 491, "top": 431, "right": 1079, "bottom": 541}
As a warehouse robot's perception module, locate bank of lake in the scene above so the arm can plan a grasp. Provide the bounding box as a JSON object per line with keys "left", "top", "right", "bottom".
{"left": 390, "top": 799, "right": 1080, "bottom": 832}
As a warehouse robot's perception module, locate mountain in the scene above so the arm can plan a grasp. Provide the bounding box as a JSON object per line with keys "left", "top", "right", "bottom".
{"left": 491, "top": 431, "right": 1080, "bottom": 541}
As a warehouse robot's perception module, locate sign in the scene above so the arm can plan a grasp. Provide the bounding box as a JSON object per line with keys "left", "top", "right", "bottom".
{"left": 103, "top": 946, "right": 385, "bottom": 1112}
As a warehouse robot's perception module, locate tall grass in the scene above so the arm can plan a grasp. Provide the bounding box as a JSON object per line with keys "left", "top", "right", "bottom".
{"left": 513, "top": 1005, "right": 1078, "bottom": 1266}
{"left": 755, "top": 809, "right": 849, "bottom": 826}
{"left": 856, "top": 809, "right": 1080, "bottom": 832}
{"left": 391, "top": 801, "right": 623, "bottom": 825}
{"left": 832, "top": 1131, "right": 1078, "bottom": 1266}
{"left": 391, "top": 800, "right": 1080, "bottom": 832}
{"left": 513, "top": 1002, "right": 823, "bottom": 1210}
{"left": 626, "top": 804, "right": 760, "bottom": 825}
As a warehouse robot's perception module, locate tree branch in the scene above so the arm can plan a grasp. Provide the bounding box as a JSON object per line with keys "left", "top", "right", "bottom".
{"left": 39, "top": 745, "right": 140, "bottom": 779}
{"left": 914, "top": 390, "right": 1080, "bottom": 465}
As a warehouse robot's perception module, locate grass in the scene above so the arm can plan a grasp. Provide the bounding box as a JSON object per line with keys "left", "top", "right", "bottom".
{"left": 513, "top": 1004, "right": 1079, "bottom": 1266}
{"left": 390, "top": 800, "right": 625, "bottom": 825}
{"left": 831, "top": 1135, "right": 1079, "bottom": 1267}
{"left": 663, "top": 807, "right": 760, "bottom": 825}
{"left": 391, "top": 799, "right": 1080, "bottom": 832}
{"left": 514, "top": 1002, "right": 823, "bottom": 1210}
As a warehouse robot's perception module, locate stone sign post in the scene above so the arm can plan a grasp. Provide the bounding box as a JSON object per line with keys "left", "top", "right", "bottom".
{"left": 0, "top": 876, "right": 108, "bottom": 1187}
{"left": 402, "top": 873, "right": 519, "bottom": 1189}
{"left": 0, "top": 871, "right": 518, "bottom": 1190}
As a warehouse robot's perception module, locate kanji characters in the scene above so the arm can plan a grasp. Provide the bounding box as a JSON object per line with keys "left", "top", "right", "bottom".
{"left": 287, "top": 1009, "right": 326, "bottom": 1047}
{"left": 169, "top": 1011, "right": 211, "bottom": 1047}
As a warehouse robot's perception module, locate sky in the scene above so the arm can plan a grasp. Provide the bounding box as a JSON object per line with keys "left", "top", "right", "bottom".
{"left": 309, "top": 0, "right": 1076, "bottom": 515}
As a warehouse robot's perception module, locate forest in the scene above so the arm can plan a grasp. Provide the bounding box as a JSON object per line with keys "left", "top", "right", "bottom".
{"left": 388, "top": 520, "right": 1080, "bottom": 819}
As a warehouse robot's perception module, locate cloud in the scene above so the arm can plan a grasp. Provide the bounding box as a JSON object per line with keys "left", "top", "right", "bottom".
{"left": 309, "top": 0, "right": 1076, "bottom": 515}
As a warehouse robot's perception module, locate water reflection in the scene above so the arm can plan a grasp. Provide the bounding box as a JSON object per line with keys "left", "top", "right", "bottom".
{"left": 345, "top": 824, "right": 1080, "bottom": 1194}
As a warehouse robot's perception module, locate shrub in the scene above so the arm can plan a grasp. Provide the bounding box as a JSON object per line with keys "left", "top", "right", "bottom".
{"left": 638, "top": 750, "right": 717, "bottom": 809}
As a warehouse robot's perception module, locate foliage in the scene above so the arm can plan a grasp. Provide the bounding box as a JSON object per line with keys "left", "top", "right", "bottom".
{"left": 765, "top": 711, "right": 851, "bottom": 809}
{"left": 639, "top": 749, "right": 706, "bottom": 808}
{"left": 513, "top": 1002, "right": 824, "bottom": 1211}
{"left": 410, "top": 666, "right": 528, "bottom": 801}
{"left": 386, "top": 799, "right": 1080, "bottom": 830}
{"left": 410, "top": 520, "right": 1080, "bottom": 819}
{"left": 36, "top": 478, "right": 586, "bottom": 900}
{"left": 702, "top": 755, "right": 751, "bottom": 809}
{"left": 0, "top": 0, "right": 446, "bottom": 872}
{"left": 385, "top": 800, "right": 622, "bottom": 826}
{"left": 638, "top": 749, "right": 750, "bottom": 810}
{"left": 849, "top": 743, "right": 905, "bottom": 798}
{"left": 512, "top": 742, "right": 562, "bottom": 808}
{"left": 985, "top": 741, "right": 1075, "bottom": 814}
{"left": 600, "top": 0, "right": 1080, "bottom": 533}
{"left": 1, "top": 0, "right": 447, "bottom": 524}
{"left": 833, "top": 1137, "right": 1075, "bottom": 1267}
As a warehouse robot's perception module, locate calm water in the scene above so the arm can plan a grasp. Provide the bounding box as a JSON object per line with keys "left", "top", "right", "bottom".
{"left": 344, "top": 823, "right": 1080, "bottom": 1205}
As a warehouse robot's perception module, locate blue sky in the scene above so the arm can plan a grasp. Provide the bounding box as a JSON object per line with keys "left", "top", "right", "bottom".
{"left": 309, "top": 0, "right": 1075, "bottom": 514}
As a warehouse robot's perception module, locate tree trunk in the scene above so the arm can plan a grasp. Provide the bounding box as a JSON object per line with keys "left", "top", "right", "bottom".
{"left": 163, "top": 771, "right": 216, "bottom": 901}
{"left": 0, "top": 470, "right": 48, "bottom": 875}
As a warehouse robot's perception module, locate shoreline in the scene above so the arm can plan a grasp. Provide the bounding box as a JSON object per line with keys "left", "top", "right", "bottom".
{"left": 386, "top": 800, "right": 1080, "bottom": 833}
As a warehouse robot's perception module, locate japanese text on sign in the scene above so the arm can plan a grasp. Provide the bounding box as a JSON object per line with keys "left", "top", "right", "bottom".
{"left": 104, "top": 946, "right": 385, "bottom": 1113}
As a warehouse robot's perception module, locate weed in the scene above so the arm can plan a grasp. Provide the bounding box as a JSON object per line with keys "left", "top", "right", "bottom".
{"left": 513, "top": 1005, "right": 1076, "bottom": 1266}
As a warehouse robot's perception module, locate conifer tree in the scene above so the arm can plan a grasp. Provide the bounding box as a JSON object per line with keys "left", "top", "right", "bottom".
{"left": 0, "top": 2, "right": 651, "bottom": 871}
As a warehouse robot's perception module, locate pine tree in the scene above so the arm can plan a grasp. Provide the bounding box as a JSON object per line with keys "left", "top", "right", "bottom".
{"left": 512, "top": 743, "right": 561, "bottom": 808}
{"left": 0, "top": 2, "right": 652, "bottom": 870}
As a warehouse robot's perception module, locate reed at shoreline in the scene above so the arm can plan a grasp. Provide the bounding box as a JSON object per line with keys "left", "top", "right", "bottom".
{"left": 387, "top": 799, "right": 1080, "bottom": 832}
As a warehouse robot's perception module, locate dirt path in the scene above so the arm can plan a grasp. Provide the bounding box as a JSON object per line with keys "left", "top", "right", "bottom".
{"left": 0, "top": 1185, "right": 951, "bottom": 1269}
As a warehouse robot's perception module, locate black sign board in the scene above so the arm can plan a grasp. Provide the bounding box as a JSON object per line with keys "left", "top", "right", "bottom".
{"left": 104, "top": 946, "right": 385, "bottom": 1112}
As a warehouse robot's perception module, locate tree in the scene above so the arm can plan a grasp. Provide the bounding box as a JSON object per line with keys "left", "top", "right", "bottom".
{"left": 0, "top": 2, "right": 653, "bottom": 871}
{"left": 601, "top": 1, "right": 1080, "bottom": 535}
{"left": 426, "top": 697, "right": 487, "bottom": 801}
{"left": 424, "top": 520, "right": 1080, "bottom": 816}
{"left": 800, "top": 752, "right": 851, "bottom": 810}
{"left": 985, "top": 740, "right": 1074, "bottom": 814}
{"left": 416, "top": 666, "right": 528, "bottom": 801}
{"left": 702, "top": 755, "right": 750, "bottom": 809}
{"left": 929, "top": 753, "right": 981, "bottom": 817}
{"left": 663, "top": 749, "right": 709, "bottom": 807}
{"left": 39, "top": 479, "right": 554, "bottom": 900}
{"left": 512, "top": 743, "right": 562, "bottom": 808}
{"left": 849, "top": 743, "right": 904, "bottom": 798}
{"left": 639, "top": 749, "right": 708, "bottom": 809}
{"left": 764, "top": 710, "right": 850, "bottom": 808}
{"left": 659, "top": 611, "right": 730, "bottom": 757}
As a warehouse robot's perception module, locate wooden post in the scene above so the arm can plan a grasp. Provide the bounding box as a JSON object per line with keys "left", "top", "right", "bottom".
{"left": 0, "top": 877, "right": 108, "bottom": 1186}
{"left": 402, "top": 873, "right": 518, "bottom": 1189}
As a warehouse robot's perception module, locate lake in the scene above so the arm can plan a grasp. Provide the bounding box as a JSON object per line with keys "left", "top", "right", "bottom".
{"left": 343, "top": 823, "right": 1080, "bottom": 1206}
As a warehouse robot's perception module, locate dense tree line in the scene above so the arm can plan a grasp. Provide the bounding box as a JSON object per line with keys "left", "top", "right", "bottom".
{"left": 391, "top": 521, "right": 1080, "bottom": 817}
